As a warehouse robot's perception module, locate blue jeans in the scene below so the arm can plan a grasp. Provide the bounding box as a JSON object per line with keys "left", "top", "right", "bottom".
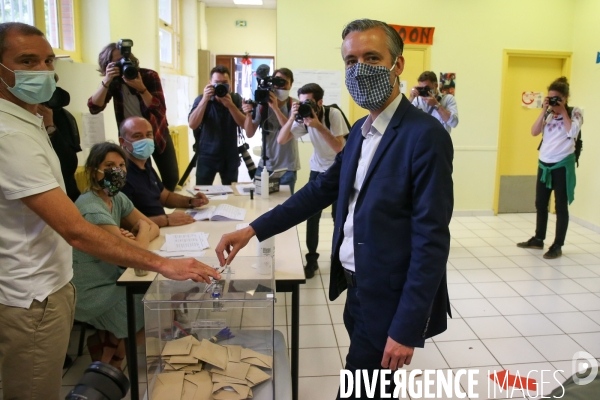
{"left": 255, "top": 166, "right": 297, "bottom": 194}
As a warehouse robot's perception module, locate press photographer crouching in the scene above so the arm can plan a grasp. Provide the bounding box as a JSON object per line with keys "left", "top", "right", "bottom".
{"left": 188, "top": 65, "right": 250, "bottom": 185}
{"left": 88, "top": 39, "right": 180, "bottom": 191}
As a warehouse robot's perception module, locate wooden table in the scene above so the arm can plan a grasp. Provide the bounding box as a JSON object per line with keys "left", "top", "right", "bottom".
{"left": 116, "top": 187, "right": 305, "bottom": 400}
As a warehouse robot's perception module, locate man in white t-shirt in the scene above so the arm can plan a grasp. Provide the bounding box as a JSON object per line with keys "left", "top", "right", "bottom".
{"left": 278, "top": 83, "right": 348, "bottom": 278}
{"left": 0, "top": 23, "right": 219, "bottom": 399}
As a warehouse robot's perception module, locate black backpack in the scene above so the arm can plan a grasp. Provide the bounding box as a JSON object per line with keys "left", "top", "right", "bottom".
{"left": 324, "top": 104, "right": 352, "bottom": 140}
{"left": 538, "top": 107, "right": 583, "bottom": 167}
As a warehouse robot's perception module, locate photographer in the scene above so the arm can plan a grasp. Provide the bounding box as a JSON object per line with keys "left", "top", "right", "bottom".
{"left": 278, "top": 83, "right": 347, "bottom": 278}
{"left": 242, "top": 68, "right": 300, "bottom": 193}
{"left": 188, "top": 65, "right": 248, "bottom": 185}
{"left": 409, "top": 71, "right": 459, "bottom": 133}
{"left": 517, "top": 77, "right": 583, "bottom": 259}
{"left": 87, "top": 42, "right": 180, "bottom": 191}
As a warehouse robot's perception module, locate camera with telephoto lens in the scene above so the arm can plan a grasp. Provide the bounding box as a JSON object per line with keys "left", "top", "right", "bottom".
{"left": 548, "top": 96, "right": 561, "bottom": 106}
{"left": 295, "top": 99, "right": 318, "bottom": 123}
{"left": 213, "top": 83, "right": 229, "bottom": 98}
{"left": 65, "top": 361, "right": 130, "bottom": 400}
{"left": 253, "top": 64, "right": 288, "bottom": 105}
{"left": 417, "top": 86, "right": 432, "bottom": 97}
{"left": 115, "top": 39, "right": 138, "bottom": 80}
{"left": 238, "top": 142, "right": 257, "bottom": 179}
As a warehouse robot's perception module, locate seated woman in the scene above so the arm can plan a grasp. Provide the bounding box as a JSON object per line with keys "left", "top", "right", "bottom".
{"left": 72, "top": 142, "right": 159, "bottom": 369}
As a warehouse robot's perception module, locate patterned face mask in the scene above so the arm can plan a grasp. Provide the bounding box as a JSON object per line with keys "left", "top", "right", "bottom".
{"left": 97, "top": 167, "right": 126, "bottom": 197}
{"left": 345, "top": 62, "right": 397, "bottom": 111}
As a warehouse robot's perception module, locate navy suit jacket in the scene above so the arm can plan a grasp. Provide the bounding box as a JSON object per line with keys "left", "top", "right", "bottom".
{"left": 251, "top": 95, "right": 454, "bottom": 348}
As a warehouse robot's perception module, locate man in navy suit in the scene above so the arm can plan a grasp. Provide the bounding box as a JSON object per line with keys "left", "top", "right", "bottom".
{"left": 216, "top": 18, "right": 453, "bottom": 398}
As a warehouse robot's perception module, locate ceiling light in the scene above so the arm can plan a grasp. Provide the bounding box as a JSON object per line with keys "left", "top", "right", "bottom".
{"left": 233, "top": 0, "right": 263, "bottom": 5}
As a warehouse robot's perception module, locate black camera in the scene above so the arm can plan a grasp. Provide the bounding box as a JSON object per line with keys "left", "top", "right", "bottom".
{"left": 548, "top": 96, "right": 561, "bottom": 106}
{"left": 238, "top": 142, "right": 257, "bottom": 179}
{"left": 213, "top": 83, "right": 229, "bottom": 98}
{"left": 254, "top": 64, "right": 288, "bottom": 105}
{"left": 65, "top": 361, "right": 129, "bottom": 400}
{"left": 115, "top": 39, "right": 138, "bottom": 80}
{"left": 295, "top": 99, "right": 318, "bottom": 123}
{"left": 417, "top": 86, "right": 432, "bottom": 97}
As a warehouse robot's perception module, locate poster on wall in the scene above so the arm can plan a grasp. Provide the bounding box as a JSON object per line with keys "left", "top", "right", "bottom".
{"left": 400, "top": 80, "right": 407, "bottom": 94}
{"left": 81, "top": 113, "right": 106, "bottom": 148}
{"left": 439, "top": 73, "right": 456, "bottom": 95}
{"left": 522, "top": 92, "right": 544, "bottom": 108}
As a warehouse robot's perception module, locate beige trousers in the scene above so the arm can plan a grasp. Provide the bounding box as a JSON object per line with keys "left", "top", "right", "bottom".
{"left": 0, "top": 282, "right": 76, "bottom": 400}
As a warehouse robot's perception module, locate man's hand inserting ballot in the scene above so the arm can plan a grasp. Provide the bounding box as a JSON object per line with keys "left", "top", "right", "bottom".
{"left": 215, "top": 226, "right": 257, "bottom": 266}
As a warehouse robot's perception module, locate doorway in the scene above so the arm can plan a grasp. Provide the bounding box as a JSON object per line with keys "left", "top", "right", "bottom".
{"left": 349, "top": 44, "right": 431, "bottom": 123}
{"left": 494, "top": 50, "right": 571, "bottom": 214}
{"left": 214, "top": 55, "right": 274, "bottom": 97}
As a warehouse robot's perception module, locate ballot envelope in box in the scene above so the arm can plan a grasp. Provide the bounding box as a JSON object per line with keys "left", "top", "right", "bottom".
{"left": 143, "top": 256, "right": 277, "bottom": 400}
{"left": 254, "top": 169, "right": 287, "bottom": 195}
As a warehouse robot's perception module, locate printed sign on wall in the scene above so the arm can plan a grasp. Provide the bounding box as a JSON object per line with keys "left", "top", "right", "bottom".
{"left": 389, "top": 25, "right": 435, "bottom": 45}
{"left": 522, "top": 91, "right": 544, "bottom": 108}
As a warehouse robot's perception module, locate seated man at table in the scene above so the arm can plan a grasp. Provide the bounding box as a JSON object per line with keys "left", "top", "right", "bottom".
{"left": 120, "top": 116, "right": 209, "bottom": 227}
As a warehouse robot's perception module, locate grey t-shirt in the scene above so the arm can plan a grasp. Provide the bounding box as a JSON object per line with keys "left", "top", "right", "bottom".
{"left": 122, "top": 84, "right": 143, "bottom": 119}
{"left": 253, "top": 99, "right": 300, "bottom": 172}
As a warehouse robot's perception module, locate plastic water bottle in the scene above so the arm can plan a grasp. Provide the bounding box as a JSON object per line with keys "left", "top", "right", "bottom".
{"left": 261, "top": 168, "right": 269, "bottom": 199}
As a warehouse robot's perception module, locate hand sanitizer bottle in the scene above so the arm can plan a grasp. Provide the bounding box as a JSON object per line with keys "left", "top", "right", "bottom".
{"left": 261, "top": 168, "right": 269, "bottom": 199}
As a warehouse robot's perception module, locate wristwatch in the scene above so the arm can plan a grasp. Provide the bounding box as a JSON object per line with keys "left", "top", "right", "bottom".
{"left": 433, "top": 104, "right": 440, "bottom": 110}
{"left": 188, "top": 198, "right": 194, "bottom": 208}
{"left": 46, "top": 125, "right": 57, "bottom": 135}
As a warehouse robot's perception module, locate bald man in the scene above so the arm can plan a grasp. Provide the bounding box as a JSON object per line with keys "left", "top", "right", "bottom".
{"left": 119, "top": 116, "right": 209, "bottom": 227}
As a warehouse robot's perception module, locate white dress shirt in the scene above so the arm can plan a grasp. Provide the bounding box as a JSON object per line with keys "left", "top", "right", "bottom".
{"left": 339, "top": 94, "right": 402, "bottom": 272}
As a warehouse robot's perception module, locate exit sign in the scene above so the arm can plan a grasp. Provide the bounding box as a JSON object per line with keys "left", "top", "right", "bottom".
{"left": 236, "top": 20, "right": 247, "bottom": 27}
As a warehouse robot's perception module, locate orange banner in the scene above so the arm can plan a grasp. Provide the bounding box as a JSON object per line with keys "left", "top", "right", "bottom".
{"left": 389, "top": 25, "right": 435, "bottom": 45}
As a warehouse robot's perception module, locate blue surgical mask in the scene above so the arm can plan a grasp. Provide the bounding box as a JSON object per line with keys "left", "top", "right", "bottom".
{"left": 0, "top": 63, "right": 56, "bottom": 104}
{"left": 125, "top": 138, "right": 155, "bottom": 160}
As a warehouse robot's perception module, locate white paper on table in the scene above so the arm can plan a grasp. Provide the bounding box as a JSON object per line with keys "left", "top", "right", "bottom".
{"left": 152, "top": 250, "right": 206, "bottom": 258}
{"left": 186, "top": 204, "right": 246, "bottom": 221}
{"left": 192, "top": 185, "right": 234, "bottom": 195}
{"left": 164, "top": 232, "right": 210, "bottom": 252}
{"left": 235, "top": 183, "right": 255, "bottom": 196}
{"left": 186, "top": 189, "right": 228, "bottom": 200}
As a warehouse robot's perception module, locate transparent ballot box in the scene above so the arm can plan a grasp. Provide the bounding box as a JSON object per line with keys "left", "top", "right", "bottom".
{"left": 143, "top": 256, "right": 275, "bottom": 400}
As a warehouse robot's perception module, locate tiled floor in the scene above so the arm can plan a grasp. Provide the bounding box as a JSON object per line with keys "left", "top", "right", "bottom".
{"left": 1, "top": 213, "right": 600, "bottom": 399}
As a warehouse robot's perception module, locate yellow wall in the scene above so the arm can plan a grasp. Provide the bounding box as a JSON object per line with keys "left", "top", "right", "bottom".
{"left": 205, "top": 7, "right": 277, "bottom": 57}
{"left": 277, "top": 0, "right": 577, "bottom": 210}
{"left": 569, "top": 0, "right": 600, "bottom": 229}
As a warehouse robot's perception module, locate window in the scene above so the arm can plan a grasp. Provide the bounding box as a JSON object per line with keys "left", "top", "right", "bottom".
{"left": 43, "top": 0, "right": 76, "bottom": 52}
{"left": 1, "top": 0, "right": 34, "bottom": 24}
{"left": 158, "top": 0, "right": 179, "bottom": 71}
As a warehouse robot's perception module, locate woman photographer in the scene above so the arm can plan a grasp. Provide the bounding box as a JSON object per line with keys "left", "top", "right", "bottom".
{"left": 517, "top": 77, "right": 583, "bottom": 259}
{"left": 72, "top": 142, "right": 159, "bottom": 369}
{"left": 87, "top": 43, "right": 179, "bottom": 190}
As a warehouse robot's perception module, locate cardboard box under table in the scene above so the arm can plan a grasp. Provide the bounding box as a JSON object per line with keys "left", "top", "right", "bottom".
{"left": 143, "top": 256, "right": 290, "bottom": 400}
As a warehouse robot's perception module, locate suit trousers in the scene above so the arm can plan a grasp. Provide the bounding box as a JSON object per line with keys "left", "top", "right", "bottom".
{"left": 337, "top": 286, "right": 398, "bottom": 399}
{"left": 0, "top": 282, "right": 76, "bottom": 400}
{"left": 306, "top": 170, "right": 337, "bottom": 263}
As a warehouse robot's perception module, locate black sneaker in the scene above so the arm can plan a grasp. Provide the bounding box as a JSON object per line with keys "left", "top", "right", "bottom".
{"left": 517, "top": 237, "right": 544, "bottom": 249}
{"left": 304, "top": 260, "right": 319, "bottom": 279}
{"left": 543, "top": 244, "right": 562, "bottom": 259}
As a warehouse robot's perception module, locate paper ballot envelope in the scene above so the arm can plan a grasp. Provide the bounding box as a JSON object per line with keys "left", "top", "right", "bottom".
{"left": 151, "top": 371, "right": 185, "bottom": 400}
{"left": 212, "top": 382, "right": 253, "bottom": 400}
{"left": 240, "top": 348, "right": 273, "bottom": 369}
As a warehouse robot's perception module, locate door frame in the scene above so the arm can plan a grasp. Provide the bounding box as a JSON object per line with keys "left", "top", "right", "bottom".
{"left": 493, "top": 49, "right": 572, "bottom": 214}
{"left": 348, "top": 44, "right": 431, "bottom": 123}
{"left": 214, "top": 54, "right": 275, "bottom": 93}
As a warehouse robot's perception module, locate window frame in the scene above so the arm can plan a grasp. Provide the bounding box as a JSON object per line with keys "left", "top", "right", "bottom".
{"left": 33, "top": 0, "right": 82, "bottom": 62}
{"left": 159, "top": 0, "right": 180, "bottom": 73}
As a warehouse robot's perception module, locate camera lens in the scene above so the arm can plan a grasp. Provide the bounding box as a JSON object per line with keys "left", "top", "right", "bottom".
{"left": 214, "top": 83, "right": 229, "bottom": 98}
{"left": 122, "top": 64, "right": 138, "bottom": 80}
{"left": 65, "top": 361, "right": 130, "bottom": 400}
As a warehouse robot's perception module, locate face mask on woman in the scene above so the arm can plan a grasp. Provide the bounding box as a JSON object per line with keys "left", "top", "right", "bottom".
{"left": 0, "top": 63, "right": 57, "bottom": 104}
{"left": 97, "top": 167, "right": 127, "bottom": 197}
{"left": 124, "top": 138, "right": 155, "bottom": 160}
{"left": 345, "top": 61, "right": 397, "bottom": 111}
